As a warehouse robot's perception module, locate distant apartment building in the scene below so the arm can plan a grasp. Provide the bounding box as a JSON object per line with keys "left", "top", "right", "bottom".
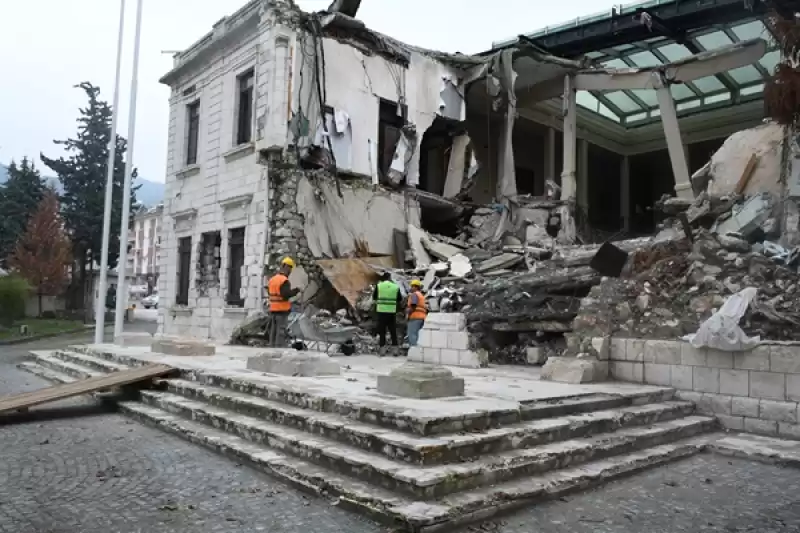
{"left": 129, "top": 204, "right": 163, "bottom": 292}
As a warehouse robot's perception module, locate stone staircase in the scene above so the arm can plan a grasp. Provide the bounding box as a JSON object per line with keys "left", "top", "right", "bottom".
{"left": 20, "top": 346, "right": 719, "bottom": 532}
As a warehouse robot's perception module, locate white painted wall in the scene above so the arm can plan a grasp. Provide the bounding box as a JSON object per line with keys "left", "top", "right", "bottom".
{"left": 156, "top": 4, "right": 462, "bottom": 340}
{"left": 158, "top": 15, "right": 268, "bottom": 341}
{"left": 293, "top": 36, "right": 466, "bottom": 185}
{"left": 296, "top": 177, "right": 420, "bottom": 259}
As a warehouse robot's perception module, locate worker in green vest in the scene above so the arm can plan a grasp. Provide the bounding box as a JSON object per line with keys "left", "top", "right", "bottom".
{"left": 373, "top": 272, "right": 401, "bottom": 356}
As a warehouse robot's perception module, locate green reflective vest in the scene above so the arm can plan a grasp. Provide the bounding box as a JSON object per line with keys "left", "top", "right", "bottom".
{"left": 376, "top": 280, "right": 399, "bottom": 313}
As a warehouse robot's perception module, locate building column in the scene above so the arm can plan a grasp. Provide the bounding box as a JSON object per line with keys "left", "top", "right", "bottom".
{"left": 655, "top": 82, "right": 693, "bottom": 199}
{"left": 577, "top": 138, "right": 589, "bottom": 214}
{"left": 620, "top": 155, "right": 630, "bottom": 232}
{"left": 545, "top": 126, "right": 556, "bottom": 183}
{"left": 560, "top": 75, "right": 577, "bottom": 201}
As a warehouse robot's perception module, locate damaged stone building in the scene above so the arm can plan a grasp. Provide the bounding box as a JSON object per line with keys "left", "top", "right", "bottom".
{"left": 156, "top": 0, "right": 787, "bottom": 343}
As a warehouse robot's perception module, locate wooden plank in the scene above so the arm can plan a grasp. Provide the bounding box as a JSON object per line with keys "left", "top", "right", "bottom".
{"left": 735, "top": 153, "right": 759, "bottom": 195}
{"left": 0, "top": 364, "right": 173, "bottom": 415}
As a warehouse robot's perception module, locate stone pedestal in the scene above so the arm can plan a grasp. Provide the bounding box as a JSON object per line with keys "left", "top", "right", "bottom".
{"left": 540, "top": 356, "right": 608, "bottom": 384}
{"left": 115, "top": 331, "right": 153, "bottom": 347}
{"left": 247, "top": 350, "right": 340, "bottom": 377}
{"left": 409, "top": 313, "right": 488, "bottom": 368}
{"left": 151, "top": 336, "right": 216, "bottom": 356}
{"left": 377, "top": 362, "right": 465, "bottom": 399}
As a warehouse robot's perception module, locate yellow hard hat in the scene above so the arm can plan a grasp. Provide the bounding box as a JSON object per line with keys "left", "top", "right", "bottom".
{"left": 281, "top": 257, "right": 296, "bottom": 268}
{"left": 410, "top": 279, "right": 422, "bottom": 287}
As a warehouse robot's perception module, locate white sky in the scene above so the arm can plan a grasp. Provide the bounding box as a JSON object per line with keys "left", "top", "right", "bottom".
{"left": 0, "top": 0, "right": 613, "bottom": 182}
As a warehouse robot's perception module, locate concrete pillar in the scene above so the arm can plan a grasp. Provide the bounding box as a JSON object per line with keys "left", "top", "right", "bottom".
{"left": 442, "top": 134, "right": 470, "bottom": 199}
{"left": 545, "top": 126, "right": 556, "bottom": 183}
{"left": 620, "top": 155, "right": 630, "bottom": 232}
{"left": 655, "top": 84, "right": 693, "bottom": 199}
{"left": 577, "top": 138, "right": 589, "bottom": 214}
{"left": 560, "top": 75, "right": 577, "bottom": 201}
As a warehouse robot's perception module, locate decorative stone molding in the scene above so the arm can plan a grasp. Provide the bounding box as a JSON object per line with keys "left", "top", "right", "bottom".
{"left": 218, "top": 193, "right": 253, "bottom": 210}
{"left": 223, "top": 142, "right": 255, "bottom": 162}
{"left": 175, "top": 164, "right": 201, "bottom": 179}
{"left": 171, "top": 208, "right": 198, "bottom": 221}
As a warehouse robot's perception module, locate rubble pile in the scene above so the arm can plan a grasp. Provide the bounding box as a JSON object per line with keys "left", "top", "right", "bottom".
{"left": 576, "top": 231, "right": 800, "bottom": 341}
{"left": 232, "top": 124, "right": 799, "bottom": 362}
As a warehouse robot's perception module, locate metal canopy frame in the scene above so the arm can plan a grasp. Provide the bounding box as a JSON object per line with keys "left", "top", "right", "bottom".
{"left": 493, "top": 0, "right": 793, "bottom": 128}
{"left": 575, "top": 17, "right": 779, "bottom": 126}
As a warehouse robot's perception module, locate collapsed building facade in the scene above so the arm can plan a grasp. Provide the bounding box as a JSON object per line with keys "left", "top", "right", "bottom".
{"left": 155, "top": 0, "right": 791, "bottom": 356}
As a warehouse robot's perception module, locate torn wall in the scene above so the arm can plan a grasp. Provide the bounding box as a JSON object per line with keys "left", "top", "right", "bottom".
{"left": 290, "top": 17, "right": 473, "bottom": 187}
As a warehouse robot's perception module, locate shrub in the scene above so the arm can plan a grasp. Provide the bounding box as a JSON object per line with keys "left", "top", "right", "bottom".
{"left": 0, "top": 275, "right": 31, "bottom": 326}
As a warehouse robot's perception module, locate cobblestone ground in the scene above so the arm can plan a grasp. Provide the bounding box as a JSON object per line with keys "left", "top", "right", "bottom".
{"left": 2, "top": 333, "right": 800, "bottom": 532}
{"left": 488, "top": 454, "right": 800, "bottom": 533}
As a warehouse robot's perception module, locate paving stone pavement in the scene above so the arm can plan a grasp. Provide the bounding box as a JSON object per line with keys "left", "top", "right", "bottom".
{"left": 2, "top": 334, "right": 800, "bottom": 532}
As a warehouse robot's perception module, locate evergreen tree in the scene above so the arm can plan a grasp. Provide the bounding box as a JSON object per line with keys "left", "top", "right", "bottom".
{"left": 10, "top": 190, "right": 72, "bottom": 317}
{"left": 0, "top": 157, "right": 45, "bottom": 266}
{"left": 41, "top": 82, "right": 139, "bottom": 309}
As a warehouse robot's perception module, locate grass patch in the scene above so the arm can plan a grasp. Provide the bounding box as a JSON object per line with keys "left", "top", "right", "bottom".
{"left": 0, "top": 319, "right": 86, "bottom": 341}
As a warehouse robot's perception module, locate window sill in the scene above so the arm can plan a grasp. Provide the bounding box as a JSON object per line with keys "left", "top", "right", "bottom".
{"left": 218, "top": 193, "right": 253, "bottom": 210}
{"left": 223, "top": 306, "right": 247, "bottom": 315}
{"left": 170, "top": 306, "right": 193, "bottom": 315}
{"left": 223, "top": 142, "right": 254, "bottom": 162}
{"left": 175, "top": 164, "right": 201, "bottom": 179}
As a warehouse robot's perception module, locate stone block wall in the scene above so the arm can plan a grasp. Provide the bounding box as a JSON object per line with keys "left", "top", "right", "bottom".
{"left": 408, "top": 313, "right": 488, "bottom": 368}
{"left": 608, "top": 337, "right": 800, "bottom": 440}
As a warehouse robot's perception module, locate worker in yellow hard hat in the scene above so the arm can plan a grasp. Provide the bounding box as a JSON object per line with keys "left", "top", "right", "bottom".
{"left": 406, "top": 279, "right": 427, "bottom": 347}
{"left": 267, "top": 257, "right": 300, "bottom": 347}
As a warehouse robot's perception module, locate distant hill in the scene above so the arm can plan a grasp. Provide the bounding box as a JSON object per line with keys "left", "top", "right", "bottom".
{"left": 0, "top": 163, "right": 164, "bottom": 207}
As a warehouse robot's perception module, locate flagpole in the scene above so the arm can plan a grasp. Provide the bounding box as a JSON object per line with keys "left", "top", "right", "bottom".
{"left": 114, "top": 0, "right": 143, "bottom": 339}
{"left": 94, "top": 0, "right": 126, "bottom": 344}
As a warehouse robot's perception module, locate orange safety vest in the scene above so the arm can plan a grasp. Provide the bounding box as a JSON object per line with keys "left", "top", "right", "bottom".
{"left": 407, "top": 292, "right": 427, "bottom": 320}
{"left": 268, "top": 274, "right": 292, "bottom": 312}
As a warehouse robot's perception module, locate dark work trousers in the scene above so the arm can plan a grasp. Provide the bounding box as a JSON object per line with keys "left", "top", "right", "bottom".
{"left": 376, "top": 312, "right": 399, "bottom": 347}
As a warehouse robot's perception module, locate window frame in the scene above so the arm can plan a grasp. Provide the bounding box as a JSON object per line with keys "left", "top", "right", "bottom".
{"left": 176, "top": 236, "right": 192, "bottom": 306}
{"left": 226, "top": 227, "right": 246, "bottom": 307}
{"left": 235, "top": 69, "right": 255, "bottom": 146}
{"left": 185, "top": 100, "right": 201, "bottom": 166}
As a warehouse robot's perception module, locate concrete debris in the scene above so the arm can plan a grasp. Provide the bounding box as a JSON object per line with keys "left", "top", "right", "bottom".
{"left": 448, "top": 254, "right": 472, "bottom": 278}
{"left": 475, "top": 253, "right": 524, "bottom": 273}
{"left": 699, "top": 123, "right": 785, "bottom": 198}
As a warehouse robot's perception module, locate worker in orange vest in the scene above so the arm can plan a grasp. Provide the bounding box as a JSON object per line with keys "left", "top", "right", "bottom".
{"left": 267, "top": 257, "right": 300, "bottom": 347}
{"left": 406, "top": 279, "right": 427, "bottom": 346}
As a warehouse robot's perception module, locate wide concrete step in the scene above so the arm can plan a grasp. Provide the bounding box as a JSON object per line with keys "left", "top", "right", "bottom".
{"left": 18, "top": 361, "right": 80, "bottom": 385}
{"left": 179, "top": 368, "right": 673, "bottom": 436}
{"left": 72, "top": 345, "right": 679, "bottom": 437}
{"left": 16, "top": 358, "right": 716, "bottom": 531}
{"left": 118, "top": 398, "right": 711, "bottom": 532}
{"left": 164, "top": 377, "right": 695, "bottom": 465}
{"left": 31, "top": 351, "right": 102, "bottom": 381}
{"left": 52, "top": 349, "right": 131, "bottom": 375}
{"left": 139, "top": 388, "right": 715, "bottom": 499}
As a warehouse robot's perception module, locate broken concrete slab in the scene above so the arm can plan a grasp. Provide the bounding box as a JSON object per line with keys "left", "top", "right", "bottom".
{"left": 115, "top": 331, "right": 153, "bottom": 347}
{"left": 407, "top": 224, "right": 432, "bottom": 268}
{"left": 151, "top": 337, "right": 216, "bottom": 356}
{"left": 526, "top": 346, "right": 548, "bottom": 365}
{"left": 422, "top": 236, "right": 463, "bottom": 261}
{"left": 246, "top": 349, "right": 341, "bottom": 377}
{"left": 376, "top": 362, "right": 465, "bottom": 398}
{"left": 475, "top": 252, "right": 524, "bottom": 273}
{"left": 541, "top": 356, "right": 609, "bottom": 384}
{"left": 448, "top": 253, "right": 472, "bottom": 278}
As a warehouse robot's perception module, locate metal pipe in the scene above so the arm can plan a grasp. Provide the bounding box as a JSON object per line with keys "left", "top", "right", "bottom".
{"left": 94, "top": 0, "right": 126, "bottom": 345}
{"left": 114, "top": 0, "right": 144, "bottom": 339}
